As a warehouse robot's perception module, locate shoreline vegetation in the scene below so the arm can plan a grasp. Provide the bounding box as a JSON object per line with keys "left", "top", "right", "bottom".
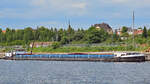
{"left": 0, "top": 45, "right": 149, "bottom": 54}
{"left": 1, "top": 23, "right": 150, "bottom": 53}
{"left": 0, "top": 43, "right": 148, "bottom": 53}
{"left": 30, "top": 46, "right": 148, "bottom": 53}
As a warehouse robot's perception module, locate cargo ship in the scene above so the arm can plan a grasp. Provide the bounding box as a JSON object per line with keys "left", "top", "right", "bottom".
{"left": 3, "top": 50, "right": 146, "bottom": 62}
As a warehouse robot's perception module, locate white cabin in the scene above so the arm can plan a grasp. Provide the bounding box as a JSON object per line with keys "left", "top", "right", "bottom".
{"left": 114, "top": 52, "right": 145, "bottom": 58}
{"left": 5, "top": 49, "right": 27, "bottom": 57}
{"left": 5, "top": 51, "right": 14, "bottom": 57}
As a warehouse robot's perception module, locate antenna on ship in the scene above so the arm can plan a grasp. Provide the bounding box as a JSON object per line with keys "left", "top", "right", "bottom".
{"left": 132, "top": 11, "right": 135, "bottom": 47}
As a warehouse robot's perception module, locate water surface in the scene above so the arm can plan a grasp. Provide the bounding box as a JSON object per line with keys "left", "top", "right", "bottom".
{"left": 0, "top": 60, "right": 150, "bottom": 84}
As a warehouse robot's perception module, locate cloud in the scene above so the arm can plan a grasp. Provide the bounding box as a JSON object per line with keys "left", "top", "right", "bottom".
{"left": 30, "top": 0, "right": 88, "bottom": 16}
{"left": 37, "top": 21, "right": 59, "bottom": 26}
{"left": 0, "top": 8, "right": 36, "bottom": 19}
{"left": 1, "top": 0, "right": 150, "bottom": 29}
{"left": 72, "top": 3, "right": 87, "bottom": 9}
{"left": 1, "top": 0, "right": 149, "bottom": 20}
{"left": 100, "top": 0, "right": 150, "bottom": 7}
{"left": 104, "top": 0, "right": 128, "bottom": 4}
{"left": 31, "top": 0, "right": 87, "bottom": 9}
{"left": 0, "top": 0, "right": 88, "bottom": 20}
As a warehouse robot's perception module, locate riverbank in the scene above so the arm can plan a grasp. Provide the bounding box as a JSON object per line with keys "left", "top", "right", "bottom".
{"left": 31, "top": 46, "right": 148, "bottom": 53}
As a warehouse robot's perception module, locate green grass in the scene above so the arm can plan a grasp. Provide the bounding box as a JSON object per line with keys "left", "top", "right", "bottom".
{"left": 31, "top": 46, "right": 149, "bottom": 53}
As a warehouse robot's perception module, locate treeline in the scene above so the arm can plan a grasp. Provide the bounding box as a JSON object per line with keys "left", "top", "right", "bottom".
{"left": 0, "top": 26, "right": 110, "bottom": 46}
{"left": 1, "top": 25, "right": 150, "bottom": 46}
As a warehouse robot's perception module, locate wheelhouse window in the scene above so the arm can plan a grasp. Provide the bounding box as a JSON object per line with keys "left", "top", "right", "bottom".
{"left": 121, "top": 54, "right": 126, "bottom": 56}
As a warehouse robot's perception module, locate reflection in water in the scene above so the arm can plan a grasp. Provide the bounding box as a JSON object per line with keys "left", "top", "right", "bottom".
{"left": 0, "top": 60, "right": 150, "bottom": 84}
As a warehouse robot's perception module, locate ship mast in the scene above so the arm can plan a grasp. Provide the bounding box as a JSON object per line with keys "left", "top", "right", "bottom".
{"left": 132, "top": 11, "right": 135, "bottom": 47}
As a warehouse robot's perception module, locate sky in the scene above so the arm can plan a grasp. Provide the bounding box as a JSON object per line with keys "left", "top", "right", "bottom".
{"left": 0, "top": 0, "right": 150, "bottom": 29}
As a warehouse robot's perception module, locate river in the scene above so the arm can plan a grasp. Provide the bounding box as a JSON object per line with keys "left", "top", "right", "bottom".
{"left": 0, "top": 60, "right": 150, "bottom": 84}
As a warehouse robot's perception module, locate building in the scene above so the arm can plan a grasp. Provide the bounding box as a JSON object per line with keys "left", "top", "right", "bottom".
{"left": 115, "top": 28, "right": 122, "bottom": 35}
{"left": 134, "top": 28, "right": 143, "bottom": 35}
{"left": 127, "top": 27, "right": 133, "bottom": 35}
{"left": 115, "top": 27, "right": 133, "bottom": 36}
{"left": 2, "top": 30, "right": 6, "bottom": 33}
{"left": 30, "top": 42, "right": 53, "bottom": 48}
{"left": 115, "top": 27, "right": 143, "bottom": 36}
{"left": 115, "top": 27, "right": 143, "bottom": 40}
{"left": 92, "top": 22, "right": 113, "bottom": 34}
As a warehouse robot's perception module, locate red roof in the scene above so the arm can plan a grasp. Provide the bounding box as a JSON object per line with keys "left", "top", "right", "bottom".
{"left": 2, "top": 30, "right": 6, "bottom": 33}
{"left": 134, "top": 29, "right": 143, "bottom": 35}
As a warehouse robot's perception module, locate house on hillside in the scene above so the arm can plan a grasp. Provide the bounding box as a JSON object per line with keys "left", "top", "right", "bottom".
{"left": 116, "top": 27, "right": 143, "bottom": 36}
{"left": 127, "top": 27, "right": 133, "bottom": 35}
{"left": 2, "top": 30, "right": 6, "bottom": 33}
{"left": 92, "top": 22, "right": 113, "bottom": 34}
{"left": 30, "top": 42, "right": 53, "bottom": 48}
{"left": 115, "top": 27, "right": 133, "bottom": 36}
{"left": 134, "top": 28, "right": 143, "bottom": 35}
{"left": 115, "top": 29, "right": 122, "bottom": 35}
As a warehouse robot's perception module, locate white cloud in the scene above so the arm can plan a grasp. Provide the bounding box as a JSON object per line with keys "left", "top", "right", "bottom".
{"left": 104, "top": 0, "right": 128, "bottom": 3}
{"left": 0, "top": 8, "right": 38, "bottom": 19}
{"left": 101, "top": 0, "right": 150, "bottom": 7}
{"left": 30, "top": 0, "right": 88, "bottom": 16}
{"left": 0, "top": 8, "right": 18, "bottom": 18}
{"left": 38, "top": 21, "right": 58, "bottom": 25}
{"left": 0, "top": 0, "right": 88, "bottom": 19}
{"left": 1, "top": 0, "right": 150, "bottom": 28}
{"left": 72, "top": 3, "right": 87, "bottom": 9}
{"left": 31, "top": 0, "right": 47, "bottom": 6}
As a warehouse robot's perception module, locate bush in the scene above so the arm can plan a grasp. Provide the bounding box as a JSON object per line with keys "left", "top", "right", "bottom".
{"left": 51, "top": 42, "right": 61, "bottom": 49}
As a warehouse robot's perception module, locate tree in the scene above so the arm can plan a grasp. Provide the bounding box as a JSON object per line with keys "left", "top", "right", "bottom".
{"left": 15, "top": 29, "right": 24, "bottom": 40}
{"left": 0, "top": 28, "right": 2, "bottom": 42}
{"left": 135, "top": 37, "right": 146, "bottom": 44}
{"left": 60, "top": 36, "right": 69, "bottom": 44}
{"left": 147, "top": 29, "right": 150, "bottom": 37}
{"left": 23, "top": 27, "right": 34, "bottom": 43}
{"left": 0, "top": 28, "right": 2, "bottom": 34}
{"left": 122, "top": 26, "right": 128, "bottom": 33}
{"left": 73, "top": 31, "right": 84, "bottom": 41}
{"left": 67, "top": 25, "right": 74, "bottom": 43}
{"left": 37, "top": 26, "right": 50, "bottom": 41}
{"left": 54, "top": 28, "right": 58, "bottom": 41}
{"left": 58, "top": 28, "right": 64, "bottom": 41}
{"left": 112, "top": 33, "right": 119, "bottom": 42}
{"left": 121, "top": 32, "right": 129, "bottom": 37}
{"left": 5, "top": 28, "right": 13, "bottom": 42}
{"left": 142, "top": 26, "right": 147, "bottom": 38}
{"left": 12, "top": 29, "right": 16, "bottom": 41}
{"left": 51, "top": 42, "right": 61, "bottom": 49}
{"left": 86, "top": 27, "right": 108, "bottom": 43}
{"left": 67, "top": 25, "right": 74, "bottom": 35}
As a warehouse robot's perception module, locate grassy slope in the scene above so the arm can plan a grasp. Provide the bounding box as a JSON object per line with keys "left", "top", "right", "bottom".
{"left": 31, "top": 46, "right": 148, "bottom": 53}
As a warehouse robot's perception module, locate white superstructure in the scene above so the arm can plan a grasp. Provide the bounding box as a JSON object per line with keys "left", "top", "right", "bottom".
{"left": 4, "top": 49, "right": 27, "bottom": 57}
{"left": 114, "top": 52, "right": 145, "bottom": 58}
{"left": 5, "top": 51, "right": 14, "bottom": 57}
